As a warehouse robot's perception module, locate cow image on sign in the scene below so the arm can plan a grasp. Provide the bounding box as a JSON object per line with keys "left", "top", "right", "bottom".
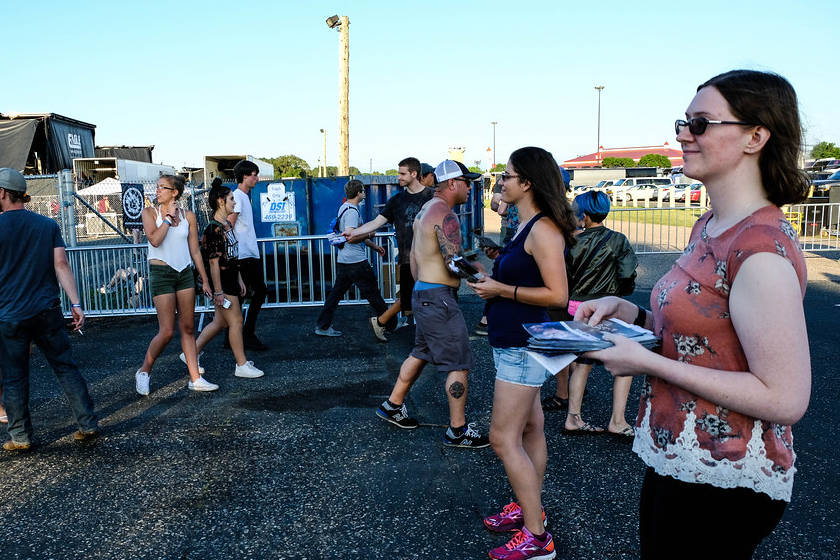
{"left": 260, "top": 182, "right": 296, "bottom": 222}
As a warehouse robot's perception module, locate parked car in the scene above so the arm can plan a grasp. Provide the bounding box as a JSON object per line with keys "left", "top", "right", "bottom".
{"left": 607, "top": 177, "right": 671, "bottom": 195}
{"left": 812, "top": 170, "right": 840, "bottom": 196}
{"left": 620, "top": 183, "right": 661, "bottom": 203}
{"left": 661, "top": 183, "right": 703, "bottom": 203}
{"left": 592, "top": 180, "right": 615, "bottom": 191}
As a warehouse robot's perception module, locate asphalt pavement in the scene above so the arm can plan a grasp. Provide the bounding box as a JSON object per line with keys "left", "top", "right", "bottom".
{"left": 1, "top": 248, "right": 838, "bottom": 559}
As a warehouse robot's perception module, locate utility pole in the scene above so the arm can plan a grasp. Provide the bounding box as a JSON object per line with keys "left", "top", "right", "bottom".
{"left": 320, "top": 128, "right": 327, "bottom": 177}
{"left": 595, "top": 86, "right": 605, "bottom": 165}
{"left": 338, "top": 16, "right": 350, "bottom": 175}
{"left": 325, "top": 15, "right": 350, "bottom": 175}
{"left": 490, "top": 121, "right": 498, "bottom": 168}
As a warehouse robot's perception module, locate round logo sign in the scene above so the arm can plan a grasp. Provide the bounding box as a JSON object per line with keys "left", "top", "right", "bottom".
{"left": 122, "top": 185, "right": 144, "bottom": 221}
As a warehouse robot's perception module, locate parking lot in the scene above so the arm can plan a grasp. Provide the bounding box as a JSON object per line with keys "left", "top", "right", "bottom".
{"left": 1, "top": 236, "right": 838, "bottom": 559}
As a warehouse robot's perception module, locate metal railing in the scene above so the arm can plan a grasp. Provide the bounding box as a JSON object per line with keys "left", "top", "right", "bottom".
{"left": 62, "top": 233, "right": 397, "bottom": 317}
{"left": 605, "top": 203, "right": 840, "bottom": 254}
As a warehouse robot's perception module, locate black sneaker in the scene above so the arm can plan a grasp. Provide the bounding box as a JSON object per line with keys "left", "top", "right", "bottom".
{"left": 443, "top": 422, "right": 490, "bottom": 448}
{"left": 474, "top": 321, "right": 488, "bottom": 336}
{"left": 541, "top": 396, "right": 568, "bottom": 412}
{"left": 376, "top": 400, "right": 419, "bottom": 429}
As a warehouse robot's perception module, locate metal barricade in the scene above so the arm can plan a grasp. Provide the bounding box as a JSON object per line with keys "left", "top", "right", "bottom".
{"left": 605, "top": 203, "right": 840, "bottom": 254}
{"left": 62, "top": 233, "right": 397, "bottom": 317}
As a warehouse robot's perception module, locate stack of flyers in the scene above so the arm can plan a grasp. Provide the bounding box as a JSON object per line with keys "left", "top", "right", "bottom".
{"left": 523, "top": 319, "right": 660, "bottom": 354}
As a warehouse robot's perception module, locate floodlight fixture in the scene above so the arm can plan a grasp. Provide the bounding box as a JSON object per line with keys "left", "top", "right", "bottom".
{"left": 325, "top": 15, "right": 340, "bottom": 29}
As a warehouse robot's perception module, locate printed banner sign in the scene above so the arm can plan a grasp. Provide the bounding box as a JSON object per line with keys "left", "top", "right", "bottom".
{"left": 260, "top": 182, "right": 296, "bottom": 222}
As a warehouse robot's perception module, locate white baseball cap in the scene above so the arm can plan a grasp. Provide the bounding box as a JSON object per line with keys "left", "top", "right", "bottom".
{"left": 433, "top": 160, "right": 482, "bottom": 183}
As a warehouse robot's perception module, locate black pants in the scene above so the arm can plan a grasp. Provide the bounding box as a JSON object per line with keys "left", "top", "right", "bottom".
{"left": 238, "top": 257, "right": 267, "bottom": 337}
{"left": 639, "top": 468, "right": 787, "bottom": 559}
{"left": 317, "top": 261, "right": 390, "bottom": 330}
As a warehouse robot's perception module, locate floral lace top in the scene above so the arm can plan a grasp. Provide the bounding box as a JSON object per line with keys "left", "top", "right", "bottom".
{"left": 633, "top": 205, "right": 807, "bottom": 501}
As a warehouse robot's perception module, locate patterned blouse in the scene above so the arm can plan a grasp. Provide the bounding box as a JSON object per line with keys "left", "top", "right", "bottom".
{"left": 633, "top": 205, "right": 807, "bottom": 501}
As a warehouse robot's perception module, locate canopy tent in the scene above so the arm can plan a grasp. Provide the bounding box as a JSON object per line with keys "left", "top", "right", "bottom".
{"left": 76, "top": 177, "right": 122, "bottom": 196}
{"left": 0, "top": 119, "right": 38, "bottom": 171}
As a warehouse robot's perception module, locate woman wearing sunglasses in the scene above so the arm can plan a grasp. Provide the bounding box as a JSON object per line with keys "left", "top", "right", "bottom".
{"left": 470, "top": 147, "right": 578, "bottom": 560}
{"left": 577, "top": 70, "right": 811, "bottom": 558}
{"left": 136, "top": 174, "right": 218, "bottom": 395}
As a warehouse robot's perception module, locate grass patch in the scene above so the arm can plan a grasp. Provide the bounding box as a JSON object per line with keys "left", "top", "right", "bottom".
{"left": 607, "top": 207, "right": 707, "bottom": 228}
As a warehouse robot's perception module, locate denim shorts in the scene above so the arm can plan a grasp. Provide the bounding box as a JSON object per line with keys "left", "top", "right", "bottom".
{"left": 493, "top": 347, "right": 552, "bottom": 387}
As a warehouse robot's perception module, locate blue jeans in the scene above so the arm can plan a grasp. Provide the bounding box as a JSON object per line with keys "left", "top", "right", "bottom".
{"left": 0, "top": 305, "right": 98, "bottom": 444}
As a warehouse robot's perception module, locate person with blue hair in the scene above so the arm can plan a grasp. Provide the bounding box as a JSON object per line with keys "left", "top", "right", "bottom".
{"left": 549, "top": 190, "right": 639, "bottom": 437}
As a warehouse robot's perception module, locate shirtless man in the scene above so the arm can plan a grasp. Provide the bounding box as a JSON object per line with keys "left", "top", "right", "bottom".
{"left": 376, "top": 160, "right": 489, "bottom": 449}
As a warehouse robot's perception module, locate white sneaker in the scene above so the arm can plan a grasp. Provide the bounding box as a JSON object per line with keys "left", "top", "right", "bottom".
{"left": 188, "top": 376, "right": 219, "bottom": 392}
{"left": 179, "top": 352, "right": 205, "bottom": 374}
{"left": 234, "top": 361, "right": 264, "bottom": 378}
{"left": 369, "top": 317, "right": 388, "bottom": 342}
{"left": 135, "top": 370, "right": 150, "bottom": 396}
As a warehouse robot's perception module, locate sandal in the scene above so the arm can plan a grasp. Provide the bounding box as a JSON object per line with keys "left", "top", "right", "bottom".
{"left": 541, "top": 396, "right": 568, "bottom": 412}
{"left": 608, "top": 426, "right": 635, "bottom": 438}
{"left": 563, "top": 413, "right": 604, "bottom": 435}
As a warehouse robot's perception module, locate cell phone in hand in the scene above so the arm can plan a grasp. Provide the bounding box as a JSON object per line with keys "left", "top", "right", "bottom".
{"left": 475, "top": 235, "right": 501, "bottom": 250}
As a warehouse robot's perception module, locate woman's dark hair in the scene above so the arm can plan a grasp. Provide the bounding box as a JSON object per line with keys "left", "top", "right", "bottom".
{"left": 698, "top": 70, "right": 809, "bottom": 206}
{"left": 208, "top": 177, "right": 231, "bottom": 213}
{"left": 508, "top": 147, "right": 578, "bottom": 248}
{"left": 160, "top": 174, "right": 186, "bottom": 200}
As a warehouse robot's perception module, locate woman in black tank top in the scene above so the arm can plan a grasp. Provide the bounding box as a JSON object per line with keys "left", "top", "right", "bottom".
{"left": 469, "top": 147, "right": 577, "bottom": 559}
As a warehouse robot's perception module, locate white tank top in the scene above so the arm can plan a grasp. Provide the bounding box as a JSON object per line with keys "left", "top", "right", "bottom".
{"left": 147, "top": 207, "right": 193, "bottom": 272}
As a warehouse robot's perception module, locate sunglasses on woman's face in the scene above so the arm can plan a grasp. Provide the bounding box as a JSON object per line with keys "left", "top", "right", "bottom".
{"left": 675, "top": 117, "right": 757, "bottom": 136}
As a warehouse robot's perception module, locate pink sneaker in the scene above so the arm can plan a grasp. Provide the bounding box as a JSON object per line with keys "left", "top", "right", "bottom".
{"left": 484, "top": 502, "right": 547, "bottom": 533}
{"left": 489, "top": 527, "right": 556, "bottom": 560}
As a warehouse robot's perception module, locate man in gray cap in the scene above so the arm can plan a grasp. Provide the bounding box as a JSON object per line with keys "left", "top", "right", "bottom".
{"left": 375, "top": 160, "right": 490, "bottom": 449}
{"left": 0, "top": 168, "right": 99, "bottom": 451}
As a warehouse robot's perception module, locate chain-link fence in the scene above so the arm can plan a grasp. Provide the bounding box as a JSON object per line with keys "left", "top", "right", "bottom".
{"left": 23, "top": 174, "right": 210, "bottom": 246}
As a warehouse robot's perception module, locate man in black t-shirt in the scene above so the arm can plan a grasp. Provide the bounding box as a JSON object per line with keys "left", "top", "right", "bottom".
{"left": 343, "top": 157, "right": 433, "bottom": 338}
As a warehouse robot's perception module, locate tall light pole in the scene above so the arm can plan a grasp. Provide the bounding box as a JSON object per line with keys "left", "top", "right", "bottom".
{"left": 594, "top": 86, "right": 605, "bottom": 165}
{"left": 319, "top": 128, "right": 327, "bottom": 177}
{"left": 490, "top": 121, "right": 498, "bottom": 169}
{"left": 326, "top": 15, "right": 350, "bottom": 175}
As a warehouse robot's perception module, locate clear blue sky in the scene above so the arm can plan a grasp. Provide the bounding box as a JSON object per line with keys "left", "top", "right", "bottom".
{"left": 3, "top": 0, "right": 837, "bottom": 172}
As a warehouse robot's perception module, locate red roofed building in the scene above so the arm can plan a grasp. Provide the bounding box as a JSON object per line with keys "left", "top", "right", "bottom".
{"left": 563, "top": 143, "right": 683, "bottom": 168}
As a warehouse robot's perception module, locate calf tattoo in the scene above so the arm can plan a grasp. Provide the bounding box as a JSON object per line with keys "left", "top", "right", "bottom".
{"left": 448, "top": 381, "right": 465, "bottom": 399}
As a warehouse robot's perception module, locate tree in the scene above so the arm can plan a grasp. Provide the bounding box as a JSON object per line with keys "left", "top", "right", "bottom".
{"left": 638, "top": 154, "right": 672, "bottom": 168}
{"left": 385, "top": 169, "right": 399, "bottom": 176}
{"left": 602, "top": 157, "right": 636, "bottom": 168}
{"left": 321, "top": 166, "right": 362, "bottom": 177}
{"left": 262, "top": 155, "right": 312, "bottom": 179}
{"left": 811, "top": 141, "right": 840, "bottom": 159}
{"left": 468, "top": 165, "right": 482, "bottom": 174}
{"left": 491, "top": 163, "right": 505, "bottom": 172}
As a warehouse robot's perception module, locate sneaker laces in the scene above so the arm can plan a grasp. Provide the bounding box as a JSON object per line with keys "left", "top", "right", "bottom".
{"left": 464, "top": 422, "right": 481, "bottom": 438}
{"left": 500, "top": 502, "right": 520, "bottom": 516}
{"left": 506, "top": 530, "right": 529, "bottom": 550}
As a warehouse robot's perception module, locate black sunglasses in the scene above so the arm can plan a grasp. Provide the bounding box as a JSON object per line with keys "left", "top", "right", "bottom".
{"left": 675, "top": 117, "right": 757, "bottom": 136}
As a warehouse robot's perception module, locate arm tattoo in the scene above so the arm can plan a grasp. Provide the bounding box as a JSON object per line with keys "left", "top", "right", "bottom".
{"left": 434, "top": 212, "right": 462, "bottom": 266}
{"left": 448, "top": 381, "right": 465, "bottom": 399}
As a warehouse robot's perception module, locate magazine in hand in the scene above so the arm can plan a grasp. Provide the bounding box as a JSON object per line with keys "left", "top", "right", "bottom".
{"left": 523, "top": 319, "right": 660, "bottom": 353}
{"left": 448, "top": 255, "right": 484, "bottom": 282}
